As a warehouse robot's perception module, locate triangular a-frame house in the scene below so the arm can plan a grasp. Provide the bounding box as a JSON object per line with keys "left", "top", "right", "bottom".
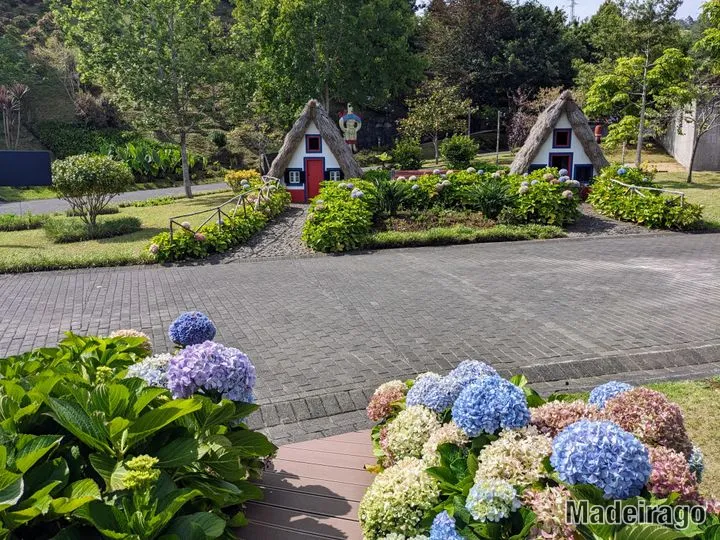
{"left": 510, "top": 90, "right": 609, "bottom": 182}
{"left": 269, "top": 99, "right": 364, "bottom": 203}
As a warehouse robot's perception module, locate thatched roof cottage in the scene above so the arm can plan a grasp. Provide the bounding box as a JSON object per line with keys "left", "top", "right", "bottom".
{"left": 268, "top": 100, "right": 364, "bottom": 203}
{"left": 510, "top": 90, "right": 608, "bottom": 182}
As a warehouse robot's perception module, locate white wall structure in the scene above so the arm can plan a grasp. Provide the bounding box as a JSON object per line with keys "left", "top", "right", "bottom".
{"left": 530, "top": 113, "right": 593, "bottom": 171}
{"left": 287, "top": 121, "right": 342, "bottom": 170}
{"left": 661, "top": 103, "right": 720, "bottom": 171}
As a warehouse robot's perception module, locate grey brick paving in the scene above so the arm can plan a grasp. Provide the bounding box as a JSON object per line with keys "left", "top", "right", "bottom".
{"left": 1, "top": 233, "right": 719, "bottom": 442}
{"left": 0, "top": 182, "right": 228, "bottom": 215}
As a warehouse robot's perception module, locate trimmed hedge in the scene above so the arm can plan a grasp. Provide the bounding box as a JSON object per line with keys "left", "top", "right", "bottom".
{"left": 149, "top": 180, "right": 290, "bottom": 262}
{"left": 588, "top": 167, "right": 704, "bottom": 230}
{"left": 0, "top": 212, "right": 48, "bottom": 231}
{"left": 44, "top": 215, "right": 142, "bottom": 243}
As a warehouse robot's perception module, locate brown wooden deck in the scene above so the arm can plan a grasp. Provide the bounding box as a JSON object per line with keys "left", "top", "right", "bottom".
{"left": 240, "top": 430, "right": 374, "bottom": 540}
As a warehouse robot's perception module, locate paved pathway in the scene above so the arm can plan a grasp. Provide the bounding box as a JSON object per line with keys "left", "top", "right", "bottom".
{"left": 1, "top": 233, "right": 719, "bottom": 443}
{"left": 0, "top": 182, "right": 228, "bottom": 215}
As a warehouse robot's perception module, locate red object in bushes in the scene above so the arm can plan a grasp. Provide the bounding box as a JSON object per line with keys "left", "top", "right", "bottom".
{"left": 580, "top": 185, "right": 592, "bottom": 201}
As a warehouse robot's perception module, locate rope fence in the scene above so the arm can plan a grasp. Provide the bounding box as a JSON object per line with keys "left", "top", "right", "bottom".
{"left": 610, "top": 179, "right": 686, "bottom": 207}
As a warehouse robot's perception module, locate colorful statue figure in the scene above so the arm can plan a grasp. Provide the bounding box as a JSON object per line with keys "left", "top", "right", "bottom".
{"left": 339, "top": 104, "right": 362, "bottom": 153}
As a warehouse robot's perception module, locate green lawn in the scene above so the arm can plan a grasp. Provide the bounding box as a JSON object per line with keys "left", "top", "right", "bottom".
{"left": 0, "top": 192, "right": 237, "bottom": 272}
{"left": 0, "top": 177, "right": 226, "bottom": 203}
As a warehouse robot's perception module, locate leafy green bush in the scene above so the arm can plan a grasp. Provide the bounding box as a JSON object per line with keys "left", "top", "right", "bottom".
{"left": 588, "top": 167, "right": 704, "bottom": 230}
{"left": 52, "top": 154, "right": 134, "bottom": 228}
{"left": 463, "top": 176, "right": 516, "bottom": 219}
{"left": 149, "top": 180, "right": 290, "bottom": 262}
{"left": 302, "top": 181, "right": 374, "bottom": 252}
{"left": 0, "top": 212, "right": 48, "bottom": 231}
{"left": 368, "top": 224, "right": 565, "bottom": 248}
{"left": 0, "top": 329, "right": 275, "bottom": 539}
{"left": 367, "top": 177, "right": 413, "bottom": 218}
{"left": 440, "top": 135, "right": 478, "bottom": 169}
{"left": 510, "top": 168, "right": 581, "bottom": 226}
{"left": 104, "top": 140, "right": 207, "bottom": 182}
{"left": 44, "top": 215, "right": 142, "bottom": 243}
{"left": 66, "top": 206, "right": 119, "bottom": 217}
{"left": 33, "top": 121, "right": 135, "bottom": 159}
{"left": 392, "top": 138, "right": 423, "bottom": 169}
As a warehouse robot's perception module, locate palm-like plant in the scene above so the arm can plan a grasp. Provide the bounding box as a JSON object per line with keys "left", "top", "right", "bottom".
{"left": 464, "top": 177, "right": 516, "bottom": 219}
{"left": 368, "top": 178, "right": 413, "bottom": 218}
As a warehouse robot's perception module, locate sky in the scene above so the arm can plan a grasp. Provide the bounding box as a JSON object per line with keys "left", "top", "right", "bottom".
{"left": 536, "top": 0, "right": 705, "bottom": 21}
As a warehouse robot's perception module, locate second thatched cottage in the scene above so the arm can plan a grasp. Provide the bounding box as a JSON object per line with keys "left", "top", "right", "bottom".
{"left": 268, "top": 99, "right": 364, "bottom": 203}
{"left": 510, "top": 90, "right": 608, "bottom": 182}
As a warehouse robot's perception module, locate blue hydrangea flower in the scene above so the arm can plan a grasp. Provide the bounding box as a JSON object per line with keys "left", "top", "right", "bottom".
{"left": 617, "top": 167, "right": 627, "bottom": 175}
{"left": 559, "top": 168, "right": 569, "bottom": 177}
{"left": 166, "top": 341, "right": 256, "bottom": 402}
{"left": 559, "top": 176, "right": 570, "bottom": 183}
{"left": 126, "top": 353, "right": 173, "bottom": 387}
{"left": 406, "top": 373, "right": 453, "bottom": 413}
{"left": 551, "top": 420, "right": 651, "bottom": 499}
{"left": 411, "top": 184, "right": 420, "bottom": 191}
{"left": 531, "top": 180, "right": 539, "bottom": 185}
{"left": 168, "top": 311, "right": 216, "bottom": 346}
{"left": 588, "top": 381, "right": 633, "bottom": 409}
{"left": 451, "top": 376, "right": 530, "bottom": 437}
{"left": 478, "top": 169, "right": 485, "bottom": 174}
{"left": 689, "top": 446, "right": 704, "bottom": 482}
{"left": 351, "top": 188, "right": 364, "bottom": 199}
{"left": 430, "top": 511, "right": 462, "bottom": 540}
{"left": 465, "top": 478, "right": 521, "bottom": 522}
{"left": 346, "top": 182, "right": 355, "bottom": 189}
{"left": 445, "top": 360, "right": 499, "bottom": 402}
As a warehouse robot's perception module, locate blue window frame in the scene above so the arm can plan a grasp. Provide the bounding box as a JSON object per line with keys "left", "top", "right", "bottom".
{"left": 553, "top": 129, "right": 572, "bottom": 149}
{"left": 305, "top": 135, "right": 322, "bottom": 153}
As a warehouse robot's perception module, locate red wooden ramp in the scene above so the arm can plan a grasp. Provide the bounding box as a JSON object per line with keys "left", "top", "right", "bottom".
{"left": 240, "top": 430, "right": 374, "bottom": 540}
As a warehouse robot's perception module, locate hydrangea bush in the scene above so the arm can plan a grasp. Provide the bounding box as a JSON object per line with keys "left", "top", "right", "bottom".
{"left": 168, "top": 310, "right": 217, "bottom": 346}
{"left": 360, "top": 364, "right": 716, "bottom": 539}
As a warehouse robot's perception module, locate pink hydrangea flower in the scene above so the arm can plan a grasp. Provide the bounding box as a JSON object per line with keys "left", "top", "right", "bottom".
{"left": 194, "top": 232, "right": 206, "bottom": 242}
{"left": 531, "top": 400, "right": 600, "bottom": 437}
{"left": 181, "top": 221, "right": 192, "bottom": 229}
{"left": 603, "top": 387, "right": 692, "bottom": 457}
{"left": 366, "top": 380, "right": 407, "bottom": 422}
{"left": 647, "top": 446, "right": 700, "bottom": 502}
{"left": 149, "top": 243, "right": 159, "bottom": 254}
{"left": 523, "top": 486, "right": 577, "bottom": 540}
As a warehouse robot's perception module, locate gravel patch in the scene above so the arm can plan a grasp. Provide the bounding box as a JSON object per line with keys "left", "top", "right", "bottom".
{"left": 566, "top": 204, "right": 658, "bottom": 237}
{"left": 219, "top": 204, "right": 316, "bottom": 261}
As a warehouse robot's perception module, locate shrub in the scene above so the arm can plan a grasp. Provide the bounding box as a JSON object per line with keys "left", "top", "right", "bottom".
{"left": 33, "top": 121, "right": 134, "bottom": 159}
{"left": 52, "top": 154, "right": 134, "bottom": 227}
{"left": 440, "top": 134, "right": 478, "bottom": 169}
{"left": 0, "top": 212, "right": 47, "bottom": 231}
{"left": 104, "top": 140, "right": 207, "bottom": 181}
{"left": 510, "top": 168, "right": 580, "bottom": 226}
{"left": 367, "top": 177, "right": 413, "bottom": 217}
{"left": 463, "top": 175, "right": 516, "bottom": 219}
{"left": 392, "top": 138, "right": 423, "bottom": 169}
{"left": 588, "top": 166, "right": 703, "bottom": 230}
{"left": 302, "top": 180, "right": 374, "bottom": 252}
{"left": 0, "top": 324, "right": 275, "bottom": 538}
{"left": 225, "top": 169, "right": 262, "bottom": 192}
{"left": 43, "top": 215, "right": 142, "bottom": 243}
{"left": 361, "top": 367, "right": 714, "bottom": 539}
{"left": 149, "top": 180, "right": 289, "bottom": 262}
{"left": 66, "top": 205, "right": 119, "bottom": 217}
{"left": 210, "top": 130, "right": 227, "bottom": 148}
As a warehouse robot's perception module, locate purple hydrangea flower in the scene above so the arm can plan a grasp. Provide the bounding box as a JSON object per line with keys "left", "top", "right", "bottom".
{"left": 351, "top": 188, "right": 364, "bottom": 199}
{"left": 588, "top": 381, "right": 633, "bottom": 409}
{"left": 617, "top": 167, "right": 627, "bottom": 176}
{"left": 551, "top": 420, "right": 651, "bottom": 499}
{"left": 168, "top": 311, "right": 216, "bottom": 347}
{"left": 445, "top": 360, "right": 498, "bottom": 401}
{"left": 166, "top": 341, "right": 256, "bottom": 402}
{"left": 451, "top": 376, "right": 530, "bottom": 437}
{"left": 559, "top": 168, "right": 569, "bottom": 177}
{"left": 406, "top": 373, "right": 453, "bottom": 413}
{"left": 430, "top": 511, "right": 463, "bottom": 540}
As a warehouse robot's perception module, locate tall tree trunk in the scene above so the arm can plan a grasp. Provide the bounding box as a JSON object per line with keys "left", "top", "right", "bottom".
{"left": 687, "top": 136, "right": 701, "bottom": 184}
{"left": 635, "top": 50, "right": 650, "bottom": 168}
{"left": 14, "top": 108, "right": 21, "bottom": 149}
{"left": 621, "top": 141, "right": 627, "bottom": 164}
{"left": 324, "top": 83, "right": 330, "bottom": 111}
{"left": 433, "top": 134, "right": 439, "bottom": 164}
{"left": 180, "top": 131, "right": 192, "bottom": 198}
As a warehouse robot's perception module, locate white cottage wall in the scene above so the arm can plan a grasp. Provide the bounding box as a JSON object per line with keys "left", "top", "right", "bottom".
{"left": 530, "top": 113, "right": 593, "bottom": 170}
{"left": 287, "top": 121, "right": 341, "bottom": 170}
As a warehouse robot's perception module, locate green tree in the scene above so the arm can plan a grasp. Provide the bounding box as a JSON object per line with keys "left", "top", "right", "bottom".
{"left": 234, "top": 0, "right": 423, "bottom": 125}
{"left": 696, "top": 0, "right": 720, "bottom": 70}
{"left": 585, "top": 48, "right": 693, "bottom": 166}
{"left": 603, "top": 115, "right": 639, "bottom": 164}
{"left": 55, "top": 0, "right": 228, "bottom": 198}
{"left": 398, "top": 79, "right": 472, "bottom": 164}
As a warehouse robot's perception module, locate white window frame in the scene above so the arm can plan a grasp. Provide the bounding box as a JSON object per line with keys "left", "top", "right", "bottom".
{"left": 288, "top": 170, "right": 301, "bottom": 184}
{"left": 329, "top": 170, "right": 341, "bottom": 181}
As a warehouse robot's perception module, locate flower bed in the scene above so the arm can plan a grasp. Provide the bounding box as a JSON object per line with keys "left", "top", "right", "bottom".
{"left": 359, "top": 363, "right": 718, "bottom": 539}
{"left": 149, "top": 177, "right": 290, "bottom": 262}
{"left": 302, "top": 168, "right": 581, "bottom": 253}
{"left": 0, "top": 311, "right": 275, "bottom": 538}
{"left": 588, "top": 167, "right": 704, "bottom": 230}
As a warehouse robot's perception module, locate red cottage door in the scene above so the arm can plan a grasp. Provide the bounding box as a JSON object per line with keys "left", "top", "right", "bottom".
{"left": 305, "top": 158, "right": 324, "bottom": 200}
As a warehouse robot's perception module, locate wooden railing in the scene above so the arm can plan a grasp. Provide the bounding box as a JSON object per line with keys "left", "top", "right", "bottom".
{"left": 168, "top": 176, "right": 281, "bottom": 242}
{"left": 610, "top": 179, "right": 686, "bottom": 206}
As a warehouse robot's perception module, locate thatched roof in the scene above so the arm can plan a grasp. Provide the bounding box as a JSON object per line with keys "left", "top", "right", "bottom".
{"left": 510, "top": 90, "right": 609, "bottom": 175}
{"left": 268, "top": 99, "right": 364, "bottom": 179}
